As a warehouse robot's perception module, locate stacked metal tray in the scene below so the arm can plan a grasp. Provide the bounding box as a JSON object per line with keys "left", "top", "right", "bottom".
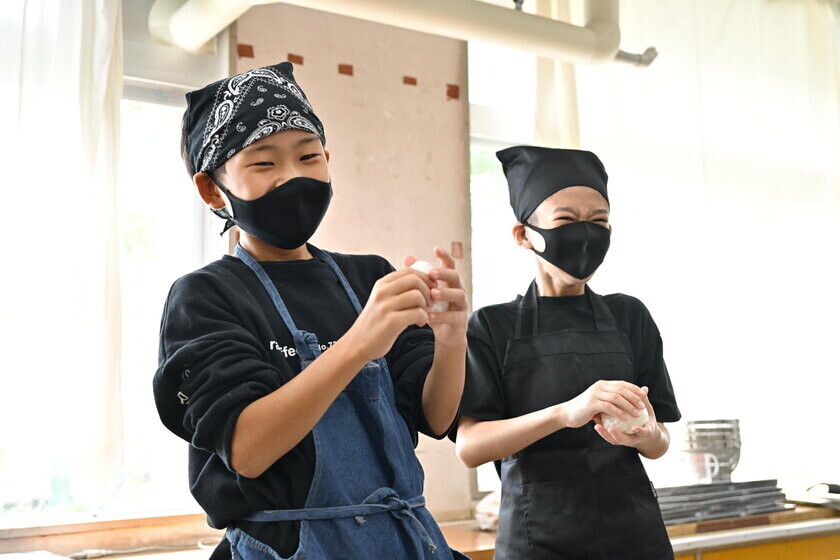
{"left": 656, "top": 479, "right": 792, "bottom": 525}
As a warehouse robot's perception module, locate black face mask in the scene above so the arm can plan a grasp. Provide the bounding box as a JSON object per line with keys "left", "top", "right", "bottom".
{"left": 212, "top": 175, "right": 333, "bottom": 250}
{"left": 526, "top": 221, "right": 611, "bottom": 280}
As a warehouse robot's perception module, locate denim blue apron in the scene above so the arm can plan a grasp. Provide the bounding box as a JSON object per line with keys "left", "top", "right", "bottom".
{"left": 229, "top": 244, "right": 470, "bottom": 560}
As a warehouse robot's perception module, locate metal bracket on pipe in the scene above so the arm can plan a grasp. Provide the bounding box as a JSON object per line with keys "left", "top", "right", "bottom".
{"left": 615, "top": 46, "right": 658, "bottom": 67}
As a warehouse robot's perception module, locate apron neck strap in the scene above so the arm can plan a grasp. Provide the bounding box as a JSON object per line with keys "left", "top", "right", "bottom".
{"left": 515, "top": 280, "right": 615, "bottom": 338}
{"left": 234, "top": 243, "right": 362, "bottom": 362}
{"left": 587, "top": 286, "right": 615, "bottom": 331}
{"left": 307, "top": 245, "right": 364, "bottom": 314}
{"left": 235, "top": 243, "right": 303, "bottom": 339}
{"left": 514, "top": 280, "right": 538, "bottom": 339}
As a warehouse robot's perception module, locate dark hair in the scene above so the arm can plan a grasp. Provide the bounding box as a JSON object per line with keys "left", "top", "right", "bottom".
{"left": 180, "top": 108, "right": 195, "bottom": 178}
{"left": 181, "top": 108, "right": 224, "bottom": 178}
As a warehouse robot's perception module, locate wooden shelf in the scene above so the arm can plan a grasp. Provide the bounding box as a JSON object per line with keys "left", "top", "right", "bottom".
{"left": 667, "top": 506, "right": 840, "bottom": 537}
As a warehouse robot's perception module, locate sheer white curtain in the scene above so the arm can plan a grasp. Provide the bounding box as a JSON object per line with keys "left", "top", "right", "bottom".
{"left": 0, "top": 0, "right": 123, "bottom": 517}
{"left": 572, "top": 0, "right": 840, "bottom": 489}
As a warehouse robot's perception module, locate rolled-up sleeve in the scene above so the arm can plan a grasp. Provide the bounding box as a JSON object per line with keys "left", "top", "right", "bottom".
{"left": 153, "top": 273, "right": 283, "bottom": 470}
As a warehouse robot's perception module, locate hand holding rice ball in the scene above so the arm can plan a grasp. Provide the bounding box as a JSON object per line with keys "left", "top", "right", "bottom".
{"left": 601, "top": 407, "right": 649, "bottom": 435}
{"left": 410, "top": 260, "right": 449, "bottom": 313}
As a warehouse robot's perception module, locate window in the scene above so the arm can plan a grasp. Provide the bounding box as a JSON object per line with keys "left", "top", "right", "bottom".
{"left": 115, "top": 96, "right": 206, "bottom": 514}
{"left": 468, "top": 40, "right": 539, "bottom": 495}
{"left": 468, "top": 40, "right": 537, "bottom": 144}
{"left": 0, "top": 86, "right": 226, "bottom": 527}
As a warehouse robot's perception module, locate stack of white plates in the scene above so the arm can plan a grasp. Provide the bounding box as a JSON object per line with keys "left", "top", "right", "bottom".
{"left": 683, "top": 419, "right": 741, "bottom": 482}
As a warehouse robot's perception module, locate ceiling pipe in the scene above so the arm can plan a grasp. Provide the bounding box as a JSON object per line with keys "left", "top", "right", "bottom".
{"left": 150, "top": 0, "right": 655, "bottom": 67}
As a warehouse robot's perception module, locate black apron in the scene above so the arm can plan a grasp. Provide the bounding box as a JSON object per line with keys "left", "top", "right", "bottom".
{"left": 494, "top": 282, "right": 673, "bottom": 560}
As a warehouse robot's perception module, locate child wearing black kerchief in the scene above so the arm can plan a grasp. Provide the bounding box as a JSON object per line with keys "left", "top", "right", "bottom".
{"left": 154, "top": 62, "right": 470, "bottom": 560}
{"left": 455, "top": 146, "right": 680, "bottom": 560}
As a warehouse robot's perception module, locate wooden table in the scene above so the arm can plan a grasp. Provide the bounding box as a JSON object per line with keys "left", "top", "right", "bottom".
{"left": 439, "top": 521, "right": 496, "bottom": 560}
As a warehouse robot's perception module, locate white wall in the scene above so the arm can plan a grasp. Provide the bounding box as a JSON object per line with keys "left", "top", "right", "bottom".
{"left": 572, "top": 0, "right": 840, "bottom": 491}
{"left": 466, "top": 0, "right": 840, "bottom": 493}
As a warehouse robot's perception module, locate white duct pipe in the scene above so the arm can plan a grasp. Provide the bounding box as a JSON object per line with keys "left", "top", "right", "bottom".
{"left": 150, "top": 0, "right": 638, "bottom": 66}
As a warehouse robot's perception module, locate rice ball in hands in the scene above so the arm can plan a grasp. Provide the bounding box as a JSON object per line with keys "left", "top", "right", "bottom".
{"left": 602, "top": 408, "right": 649, "bottom": 435}
{"left": 410, "top": 260, "right": 448, "bottom": 313}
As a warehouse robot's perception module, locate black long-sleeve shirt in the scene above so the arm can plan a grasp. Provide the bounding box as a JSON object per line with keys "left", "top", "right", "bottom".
{"left": 154, "top": 250, "right": 441, "bottom": 559}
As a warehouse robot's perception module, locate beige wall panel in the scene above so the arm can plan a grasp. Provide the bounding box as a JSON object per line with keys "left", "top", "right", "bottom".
{"left": 235, "top": 4, "right": 473, "bottom": 521}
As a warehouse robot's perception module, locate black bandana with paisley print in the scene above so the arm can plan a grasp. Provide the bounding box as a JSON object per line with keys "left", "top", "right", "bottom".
{"left": 184, "top": 61, "right": 325, "bottom": 174}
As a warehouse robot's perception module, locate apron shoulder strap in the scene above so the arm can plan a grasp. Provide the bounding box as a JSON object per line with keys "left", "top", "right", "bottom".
{"left": 235, "top": 243, "right": 302, "bottom": 334}
{"left": 515, "top": 281, "right": 539, "bottom": 338}
{"left": 235, "top": 244, "right": 321, "bottom": 361}
{"left": 517, "top": 281, "right": 617, "bottom": 336}
{"left": 585, "top": 285, "right": 618, "bottom": 331}
{"left": 307, "top": 244, "right": 365, "bottom": 315}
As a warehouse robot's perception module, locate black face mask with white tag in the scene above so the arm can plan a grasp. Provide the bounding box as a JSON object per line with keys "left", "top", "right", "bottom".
{"left": 527, "top": 221, "right": 611, "bottom": 280}
{"left": 212, "top": 175, "right": 333, "bottom": 250}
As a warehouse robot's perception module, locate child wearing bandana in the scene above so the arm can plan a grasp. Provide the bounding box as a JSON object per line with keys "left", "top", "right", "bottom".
{"left": 154, "top": 62, "right": 470, "bottom": 560}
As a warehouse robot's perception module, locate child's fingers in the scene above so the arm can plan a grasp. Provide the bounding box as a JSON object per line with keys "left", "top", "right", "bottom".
{"left": 383, "top": 274, "right": 433, "bottom": 306}
{"left": 427, "top": 310, "right": 467, "bottom": 325}
{"left": 434, "top": 246, "right": 456, "bottom": 269}
{"left": 640, "top": 388, "right": 657, "bottom": 421}
{"left": 598, "top": 391, "right": 643, "bottom": 419}
{"left": 393, "top": 308, "right": 429, "bottom": 329}
{"left": 615, "top": 381, "right": 647, "bottom": 402}
{"left": 383, "top": 266, "right": 436, "bottom": 288}
{"left": 607, "top": 426, "right": 640, "bottom": 447}
{"left": 429, "top": 267, "right": 463, "bottom": 288}
{"left": 596, "top": 400, "right": 632, "bottom": 421}
{"left": 431, "top": 287, "right": 468, "bottom": 310}
{"left": 594, "top": 424, "right": 619, "bottom": 446}
{"left": 404, "top": 255, "right": 418, "bottom": 268}
{"left": 606, "top": 382, "right": 646, "bottom": 410}
{"left": 390, "top": 290, "right": 430, "bottom": 312}
{"left": 383, "top": 268, "right": 437, "bottom": 298}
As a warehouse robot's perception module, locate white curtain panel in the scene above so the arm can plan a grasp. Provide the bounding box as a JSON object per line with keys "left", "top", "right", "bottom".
{"left": 0, "top": 0, "right": 123, "bottom": 511}
{"left": 573, "top": 0, "right": 840, "bottom": 489}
